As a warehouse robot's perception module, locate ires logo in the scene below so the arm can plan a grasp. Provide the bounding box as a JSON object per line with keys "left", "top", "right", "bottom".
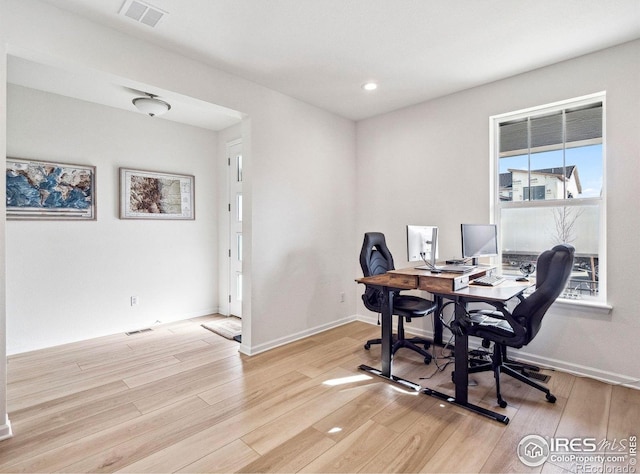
{"left": 518, "top": 435, "right": 551, "bottom": 467}
{"left": 518, "top": 435, "right": 638, "bottom": 469}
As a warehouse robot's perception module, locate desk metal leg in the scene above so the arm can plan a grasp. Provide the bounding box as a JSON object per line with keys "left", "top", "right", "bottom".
{"left": 433, "top": 295, "right": 444, "bottom": 346}
{"left": 358, "top": 287, "right": 421, "bottom": 392}
{"left": 380, "top": 287, "right": 393, "bottom": 377}
{"left": 422, "top": 298, "right": 510, "bottom": 424}
{"left": 358, "top": 364, "right": 422, "bottom": 392}
{"left": 453, "top": 325, "right": 469, "bottom": 403}
{"left": 421, "top": 387, "right": 509, "bottom": 424}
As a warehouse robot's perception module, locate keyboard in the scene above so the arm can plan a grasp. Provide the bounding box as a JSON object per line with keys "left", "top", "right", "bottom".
{"left": 472, "top": 274, "right": 505, "bottom": 286}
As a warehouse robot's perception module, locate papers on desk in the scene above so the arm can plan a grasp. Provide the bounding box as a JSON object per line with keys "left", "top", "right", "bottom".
{"left": 439, "top": 264, "right": 476, "bottom": 273}
{"left": 415, "top": 264, "right": 476, "bottom": 273}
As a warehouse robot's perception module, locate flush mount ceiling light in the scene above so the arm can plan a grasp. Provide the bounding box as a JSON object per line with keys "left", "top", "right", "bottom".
{"left": 132, "top": 94, "right": 171, "bottom": 117}
{"left": 362, "top": 82, "right": 378, "bottom": 91}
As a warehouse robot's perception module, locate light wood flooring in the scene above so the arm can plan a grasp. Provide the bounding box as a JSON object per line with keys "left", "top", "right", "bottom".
{"left": 1, "top": 316, "right": 638, "bottom": 473}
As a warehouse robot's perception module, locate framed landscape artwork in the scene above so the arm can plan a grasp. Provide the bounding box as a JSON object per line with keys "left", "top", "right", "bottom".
{"left": 6, "top": 158, "right": 96, "bottom": 220}
{"left": 120, "top": 168, "right": 195, "bottom": 220}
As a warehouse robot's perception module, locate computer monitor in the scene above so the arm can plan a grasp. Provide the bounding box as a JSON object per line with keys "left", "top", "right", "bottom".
{"left": 461, "top": 224, "right": 498, "bottom": 265}
{"left": 407, "top": 225, "right": 438, "bottom": 266}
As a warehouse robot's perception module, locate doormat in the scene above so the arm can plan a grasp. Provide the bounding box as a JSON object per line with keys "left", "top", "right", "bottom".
{"left": 201, "top": 317, "right": 242, "bottom": 341}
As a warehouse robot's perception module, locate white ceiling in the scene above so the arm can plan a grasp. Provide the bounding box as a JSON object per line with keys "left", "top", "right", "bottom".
{"left": 12, "top": 0, "right": 640, "bottom": 125}
{"left": 7, "top": 55, "right": 243, "bottom": 131}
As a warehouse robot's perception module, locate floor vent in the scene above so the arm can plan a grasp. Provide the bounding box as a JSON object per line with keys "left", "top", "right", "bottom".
{"left": 125, "top": 328, "right": 153, "bottom": 336}
{"left": 119, "top": 0, "right": 167, "bottom": 28}
{"left": 524, "top": 370, "right": 551, "bottom": 383}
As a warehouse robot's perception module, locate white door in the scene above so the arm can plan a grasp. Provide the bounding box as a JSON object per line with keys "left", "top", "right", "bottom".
{"left": 228, "top": 139, "right": 243, "bottom": 317}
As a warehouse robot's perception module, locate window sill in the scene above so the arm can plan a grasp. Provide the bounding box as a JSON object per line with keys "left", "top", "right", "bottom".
{"left": 551, "top": 298, "right": 612, "bottom": 317}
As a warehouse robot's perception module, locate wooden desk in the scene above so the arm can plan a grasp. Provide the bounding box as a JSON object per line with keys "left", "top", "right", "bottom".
{"left": 356, "top": 266, "right": 531, "bottom": 424}
{"left": 357, "top": 265, "right": 492, "bottom": 364}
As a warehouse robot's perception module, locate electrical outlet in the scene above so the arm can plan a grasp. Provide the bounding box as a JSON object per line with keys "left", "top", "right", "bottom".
{"left": 131, "top": 296, "right": 139, "bottom": 306}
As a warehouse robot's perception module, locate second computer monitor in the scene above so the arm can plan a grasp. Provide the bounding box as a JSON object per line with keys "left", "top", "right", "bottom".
{"left": 407, "top": 225, "right": 438, "bottom": 265}
{"left": 461, "top": 223, "right": 498, "bottom": 264}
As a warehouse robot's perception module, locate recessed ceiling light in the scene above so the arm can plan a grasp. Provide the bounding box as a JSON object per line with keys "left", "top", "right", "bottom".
{"left": 362, "top": 82, "right": 378, "bottom": 91}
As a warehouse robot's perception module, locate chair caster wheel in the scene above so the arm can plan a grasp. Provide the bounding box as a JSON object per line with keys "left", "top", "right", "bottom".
{"left": 364, "top": 343, "right": 370, "bottom": 350}
{"left": 546, "top": 394, "right": 556, "bottom": 403}
{"left": 498, "top": 400, "right": 507, "bottom": 408}
{"left": 424, "top": 357, "right": 431, "bottom": 365}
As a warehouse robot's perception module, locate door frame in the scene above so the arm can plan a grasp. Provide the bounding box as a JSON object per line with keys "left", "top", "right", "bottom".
{"left": 227, "top": 138, "right": 243, "bottom": 317}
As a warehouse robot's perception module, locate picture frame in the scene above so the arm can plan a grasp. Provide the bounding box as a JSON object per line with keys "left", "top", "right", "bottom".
{"left": 119, "top": 168, "right": 195, "bottom": 220}
{"left": 6, "top": 157, "right": 96, "bottom": 220}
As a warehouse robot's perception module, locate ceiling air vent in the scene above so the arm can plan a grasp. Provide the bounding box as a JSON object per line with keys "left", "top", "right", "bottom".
{"left": 119, "top": 0, "right": 167, "bottom": 28}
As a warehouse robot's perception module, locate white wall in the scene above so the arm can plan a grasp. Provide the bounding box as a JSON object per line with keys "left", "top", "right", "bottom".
{"left": 356, "top": 40, "right": 640, "bottom": 385}
{"left": 2, "top": 0, "right": 358, "bottom": 358}
{"left": 0, "top": 1, "right": 358, "bottom": 436}
{"left": 248, "top": 101, "right": 357, "bottom": 352}
{"left": 6, "top": 84, "right": 220, "bottom": 354}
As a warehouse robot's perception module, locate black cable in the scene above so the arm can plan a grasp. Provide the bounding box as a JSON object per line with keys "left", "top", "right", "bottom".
{"left": 420, "top": 311, "right": 455, "bottom": 379}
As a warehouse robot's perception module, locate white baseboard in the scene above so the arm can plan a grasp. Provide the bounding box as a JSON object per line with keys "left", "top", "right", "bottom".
{"left": 9, "top": 308, "right": 223, "bottom": 356}
{"left": 355, "top": 313, "right": 640, "bottom": 390}
{"left": 239, "top": 315, "right": 358, "bottom": 356}
{"left": 356, "top": 313, "right": 380, "bottom": 326}
{"left": 506, "top": 350, "right": 640, "bottom": 389}
{"left": 355, "top": 313, "right": 439, "bottom": 339}
{"left": 0, "top": 416, "right": 13, "bottom": 441}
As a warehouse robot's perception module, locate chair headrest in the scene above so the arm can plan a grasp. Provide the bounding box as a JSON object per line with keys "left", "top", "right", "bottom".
{"left": 536, "top": 243, "right": 575, "bottom": 290}
{"left": 360, "top": 232, "right": 395, "bottom": 277}
{"left": 512, "top": 243, "right": 575, "bottom": 342}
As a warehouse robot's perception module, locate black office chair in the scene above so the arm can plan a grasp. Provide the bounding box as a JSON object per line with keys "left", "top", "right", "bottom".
{"left": 460, "top": 243, "right": 575, "bottom": 408}
{"left": 360, "top": 232, "right": 437, "bottom": 364}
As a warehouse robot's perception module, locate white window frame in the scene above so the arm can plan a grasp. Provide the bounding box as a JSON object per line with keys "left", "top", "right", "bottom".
{"left": 490, "top": 92, "right": 610, "bottom": 310}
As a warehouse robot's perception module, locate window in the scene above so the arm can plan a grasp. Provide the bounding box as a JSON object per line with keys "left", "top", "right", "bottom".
{"left": 491, "top": 93, "right": 606, "bottom": 304}
{"left": 523, "top": 185, "right": 546, "bottom": 201}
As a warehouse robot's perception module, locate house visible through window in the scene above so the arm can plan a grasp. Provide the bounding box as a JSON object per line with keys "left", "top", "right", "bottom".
{"left": 491, "top": 93, "right": 606, "bottom": 303}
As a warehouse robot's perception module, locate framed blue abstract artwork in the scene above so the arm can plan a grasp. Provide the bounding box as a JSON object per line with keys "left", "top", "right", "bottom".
{"left": 6, "top": 158, "right": 96, "bottom": 220}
